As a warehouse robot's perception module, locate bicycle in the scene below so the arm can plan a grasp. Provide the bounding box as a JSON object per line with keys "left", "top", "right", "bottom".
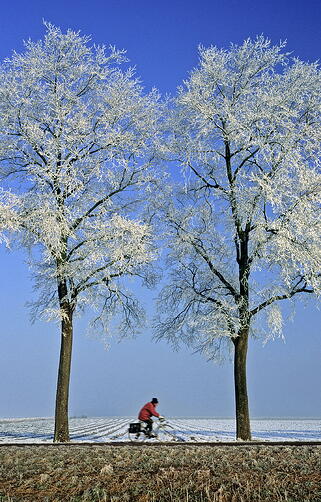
{"left": 128, "top": 418, "right": 178, "bottom": 442}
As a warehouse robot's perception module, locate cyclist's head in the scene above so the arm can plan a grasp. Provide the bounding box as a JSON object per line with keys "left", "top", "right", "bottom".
{"left": 151, "top": 398, "right": 158, "bottom": 404}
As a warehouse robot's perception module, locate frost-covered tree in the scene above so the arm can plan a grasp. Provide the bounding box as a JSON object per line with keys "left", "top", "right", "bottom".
{"left": 155, "top": 37, "right": 321, "bottom": 440}
{"left": 0, "top": 24, "right": 160, "bottom": 442}
{"left": 0, "top": 189, "right": 20, "bottom": 244}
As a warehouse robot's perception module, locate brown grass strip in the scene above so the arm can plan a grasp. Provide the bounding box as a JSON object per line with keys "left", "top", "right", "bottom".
{"left": 0, "top": 444, "right": 320, "bottom": 501}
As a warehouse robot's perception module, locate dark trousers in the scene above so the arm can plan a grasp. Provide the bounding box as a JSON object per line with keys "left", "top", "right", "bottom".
{"left": 142, "top": 419, "right": 153, "bottom": 434}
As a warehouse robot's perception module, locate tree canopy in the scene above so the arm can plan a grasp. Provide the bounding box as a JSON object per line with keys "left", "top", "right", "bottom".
{"left": 0, "top": 23, "right": 161, "bottom": 333}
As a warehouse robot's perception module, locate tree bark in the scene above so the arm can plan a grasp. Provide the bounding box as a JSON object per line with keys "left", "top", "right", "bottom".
{"left": 233, "top": 328, "right": 251, "bottom": 440}
{"left": 54, "top": 301, "right": 73, "bottom": 443}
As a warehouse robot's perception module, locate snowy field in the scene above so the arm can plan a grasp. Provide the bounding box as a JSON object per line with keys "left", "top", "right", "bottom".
{"left": 0, "top": 417, "right": 320, "bottom": 443}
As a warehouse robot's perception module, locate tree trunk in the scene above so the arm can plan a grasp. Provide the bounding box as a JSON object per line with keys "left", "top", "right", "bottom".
{"left": 233, "top": 328, "right": 251, "bottom": 440}
{"left": 54, "top": 305, "right": 73, "bottom": 442}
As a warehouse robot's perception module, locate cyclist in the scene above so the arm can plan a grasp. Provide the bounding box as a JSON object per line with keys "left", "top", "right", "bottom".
{"left": 138, "top": 398, "right": 165, "bottom": 437}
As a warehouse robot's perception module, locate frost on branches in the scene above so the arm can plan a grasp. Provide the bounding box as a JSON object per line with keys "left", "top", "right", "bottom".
{"left": 0, "top": 23, "right": 161, "bottom": 441}
{"left": 155, "top": 37, "right": 321, "bottom": 440}
{"left": 0, "top": 23, "right": 159, "bottom": 332}
{"left": 0, "top": 189, "right": 20, "bottom": 245}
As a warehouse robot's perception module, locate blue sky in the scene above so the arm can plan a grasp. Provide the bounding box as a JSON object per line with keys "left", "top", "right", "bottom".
{"left": 0, "top": 0, "right": 320, "bottom": 419}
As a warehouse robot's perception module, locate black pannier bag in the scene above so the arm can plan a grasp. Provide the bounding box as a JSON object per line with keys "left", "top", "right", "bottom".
{"left": 129, "top": 423, "right": 141, "bottom": 433}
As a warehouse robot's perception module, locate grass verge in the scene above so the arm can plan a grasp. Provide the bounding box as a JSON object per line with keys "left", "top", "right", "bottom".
{"left": 0, "top": 444, "right": 320, "bottom": 501}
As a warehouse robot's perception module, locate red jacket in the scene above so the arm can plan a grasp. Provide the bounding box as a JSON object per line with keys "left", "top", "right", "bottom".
{"left": 138, "top": 402, "right": 160, "bottom": 421}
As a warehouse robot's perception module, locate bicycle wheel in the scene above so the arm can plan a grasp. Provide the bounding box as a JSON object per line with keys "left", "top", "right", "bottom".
{"left": 128, "top": 422, "right": 148, "bottom": 442}
{"left": 153, "top": 421, "right": 180, "bottom": 442}
{"left": 128, "top": 429, "right": 148, "bottom": 442}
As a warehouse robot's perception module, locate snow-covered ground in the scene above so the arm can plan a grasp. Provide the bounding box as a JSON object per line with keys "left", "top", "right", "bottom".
{"left": 0, "top": 417, "right": 320, "bottom": 443}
